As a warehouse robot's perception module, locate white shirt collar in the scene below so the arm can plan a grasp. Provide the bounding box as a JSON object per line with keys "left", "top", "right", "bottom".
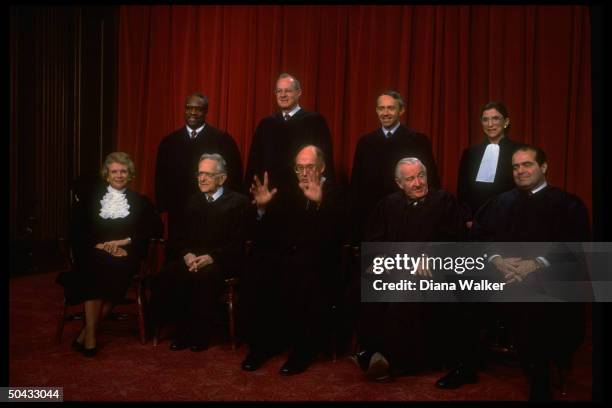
{"left": 207, "top": 186, "right": 224, "bottom": 202}
{"left": 531, "top": 181, "right": 548, "bottom": 194}
{"left": 381, "top": 122, "right": 401, "bottom": 137}
{"left": 282, "top": 105, "right": 301, "bottom": 118}
{"left": 186, "top": 124, "right": 206, "bottom": 135}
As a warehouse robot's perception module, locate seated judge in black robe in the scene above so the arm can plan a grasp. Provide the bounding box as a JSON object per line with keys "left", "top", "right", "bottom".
{"left": 471, "top": 145, "right": 591, "bottom": 401}
{"left": 457, "top": 101, "right": 523, "bottom": 225}
{"left": 151, "top": 153, "right": 249, "bottom": 351}
{"left": 354, "top": 157, "right": 466, "bottom": 382}
{"left": 240, "top": 144, "right": 346, "bottom": 376}
{"left": 350, "top": 90, "right": 440, "bottom": 243}
{"left": 59, "top": 152, "right": 162, "bottom": 357}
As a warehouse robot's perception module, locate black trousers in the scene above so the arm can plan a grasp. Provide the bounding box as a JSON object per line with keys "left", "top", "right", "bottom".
{"left": 152, "top": 260, "right": 226, "bottom": 344}
{"left": 239, "top": 248, "right": 337, "bottom": 356}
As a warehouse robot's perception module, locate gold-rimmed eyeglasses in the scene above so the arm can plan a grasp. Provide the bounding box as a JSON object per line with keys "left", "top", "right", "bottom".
{"left": 196, "top": 171, "right": 221, "bottom": 179}
{"left": 294, "top": 164, "right": 317, "bottom": 174}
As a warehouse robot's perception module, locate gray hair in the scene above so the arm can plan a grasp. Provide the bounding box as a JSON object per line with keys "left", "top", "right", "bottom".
{"left": 199, "top": 153, "right": 227, "bottom": 174}
{"left": 378, "top": 90, "right": 405, "bottom": 110}
{"left": 277, "top": 73, "right": 301, "bottom": 91}
{"left": 395, "top": 157, "right": 426, "bottom": 180}
{"left": 100, "top": 152, "right": 136, "bottom": 181}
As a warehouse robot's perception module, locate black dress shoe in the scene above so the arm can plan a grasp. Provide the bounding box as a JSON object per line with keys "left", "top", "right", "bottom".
{"left": 71, "top": 338, "right": 84, "bottom": 353}
{"left": 279, "top": 351, "right": 313, "bottom": 376}
{"left": 169, "top": 340, "right": 190, "bottom": 351}
{"left": 241, "top": 351, "right": 270, "bottom": 371}
{"left": 350, "top": 350, "right": 374, "bottom": 372}
{"left": 82, "top": 347, "right": 97, "bottom": 358}
{"left": 435, "top": 365, "right": 478, "bottom": 389}
{"left": 366, "top": 352, "right": 392, "bottom": 383}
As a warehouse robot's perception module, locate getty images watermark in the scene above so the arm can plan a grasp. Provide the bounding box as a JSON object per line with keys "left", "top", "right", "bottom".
{"left": 361, "top": 242, "right": 612, "bottom": 302}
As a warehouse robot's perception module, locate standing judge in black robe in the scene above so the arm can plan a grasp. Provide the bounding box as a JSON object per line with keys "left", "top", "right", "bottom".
{"left": 62, "top": 152, "right": 162, "bottom": 357}
{"left": 151, "top": 153, "right": 249, "bottom": 351}
{"left": 350, "top": 90, "right": 440, "bottom": 243}
{"left": 470, "top": 145, "right": 591, "bottom": 401}
{"left": 457, "top": 101, "right": 523, "bottom": 225}
{"left": 155, "top": 93, "right": 243, "bottom": 260}
{"left": 354, "top": 157, "right": 466, "bottom": 382}
{"left": 240, "top": 145, "right": 346, "bottom": 376}
{"left": 244, "top": 73, "right": 335, "bottom": 201}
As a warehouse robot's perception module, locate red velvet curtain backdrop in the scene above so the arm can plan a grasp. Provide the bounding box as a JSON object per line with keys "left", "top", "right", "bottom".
{"left": 117, "top": 5, "right": 592, "bottom": 216}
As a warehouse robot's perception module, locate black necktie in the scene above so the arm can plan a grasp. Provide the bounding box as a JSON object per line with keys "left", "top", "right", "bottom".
{"left": 386, "top": 131, "right": 392, "bottom": 138}
{"left": 207, "top": 195, "right": 214, "bottom": 203}
{"left": 191, "top": 130, "right": 197, "bottom": 139}
{"left": 283, "top": 112, "right": 290, "bottom": 121}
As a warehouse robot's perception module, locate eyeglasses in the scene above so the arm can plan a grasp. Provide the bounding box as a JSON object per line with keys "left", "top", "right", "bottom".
{"left": 274, "top": 88, "right": 296, "bottom": 95}
{"left": 294, "top": 164, "right": 317, "bottom": 174}
{"left": 196, "top": 171, "right": 221, "bottom": 179}
{"left": 481, "top": 116, "right": 504, "bottom": 124}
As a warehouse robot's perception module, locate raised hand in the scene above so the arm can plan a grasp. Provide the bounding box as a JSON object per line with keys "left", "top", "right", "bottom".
{"left": 299, "top": 170, "right": 322, "bottom": 204}
{"left": 250, "top": 172, "right": 277, "bottom": 209}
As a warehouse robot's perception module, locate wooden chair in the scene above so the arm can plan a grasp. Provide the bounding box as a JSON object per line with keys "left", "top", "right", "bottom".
{"left": 151, "top": 240, "right": 246, "bottom": 351}
{"left": 55, "top": 237, "right": 157, "bottom": 345}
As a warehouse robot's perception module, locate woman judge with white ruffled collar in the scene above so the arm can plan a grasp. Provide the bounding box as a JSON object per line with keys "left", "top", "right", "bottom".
{"left": 67, "top": 152, "right": 161, "bottom": 357}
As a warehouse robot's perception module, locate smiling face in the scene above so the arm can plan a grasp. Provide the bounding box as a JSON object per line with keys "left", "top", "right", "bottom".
{"left": 275, "top": 77, "right": 302, "bottom": 112}
{"left": 376, "top": 94, "right": 405, "bottom": 129}
{"left": 106, "top": 162, "right": 130, "bottom": 190}
{"left": 512, "top": 149, "right": 547, "bottom": 191}
{"left": 184, "top": 95, "right": 208, "bottom": 129}
{"left": 197, "top": 158, "right": 226, "bottom": 194}
{"left": 396, "top": 162, "right": 428, "bottom": 200}
{"left": 480, "top": 108, "right": 509, "bottom": 143}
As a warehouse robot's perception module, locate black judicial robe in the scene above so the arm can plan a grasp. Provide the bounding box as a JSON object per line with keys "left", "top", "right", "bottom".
{"left": 471, "top": 185, "right": 591, "bottom": 368}
{"left": 366, "top": 189, "right": 465, "bottom": 242}
{"left": 151, "top": 189, "right": 250, "bottom": 343}
{"left": 174, "top": 189, "right": 250, "bottom": 276}
{"left": 358, "top": 189, "right": 467, "bottom": 372}
{"left": 457, "top": 136, "right": 524, "bottom": 220}
{"left": 155, "top": 124, "right": 243, "bottom": 252}
{"left": 60, "top": 185, "right": 162, "bottom": 304}
{"left": 240, "top": 181, "right": 347, "bottom": 353}
{"left": 244, "top": 109, "right": 335, "bottom": 196}
{"left": 350, "top": 125, "right": 440, "bottom": 242}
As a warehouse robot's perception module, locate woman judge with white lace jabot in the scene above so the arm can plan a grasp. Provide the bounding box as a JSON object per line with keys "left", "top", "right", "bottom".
{"left": 68, "top": 152, "right": 161, "bottom": 357}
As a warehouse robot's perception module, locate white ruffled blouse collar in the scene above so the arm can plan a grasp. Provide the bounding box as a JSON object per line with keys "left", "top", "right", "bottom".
{"left": 99, "top": 185, "right": 130, "bottom": 219}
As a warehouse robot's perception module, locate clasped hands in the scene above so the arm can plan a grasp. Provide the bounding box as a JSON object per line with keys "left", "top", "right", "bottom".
{"left": 184, "top": 253, "right": 214, "bottom": 273}
{"left": 95, "top": 239, "right": 129, "bottom": 257}
{"left": 491, "top": 256, "right": 541, "bottom": 283}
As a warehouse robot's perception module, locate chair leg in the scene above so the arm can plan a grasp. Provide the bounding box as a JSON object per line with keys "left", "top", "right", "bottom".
{"left": 137, "top": 282, "right": 146, "bottom": 345}
{"left": 153, "top": 331, "right": 159, "bottom": 347}
{"left": 227, "top": 286, "right": 236, "bottom": 351}
{"left": 56, "top": 299, "right": 67, "bottom": 344}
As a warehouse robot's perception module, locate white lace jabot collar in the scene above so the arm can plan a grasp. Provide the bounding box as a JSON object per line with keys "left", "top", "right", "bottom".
{"left": 99, "top": 185, "right": 130, "bottom": 219}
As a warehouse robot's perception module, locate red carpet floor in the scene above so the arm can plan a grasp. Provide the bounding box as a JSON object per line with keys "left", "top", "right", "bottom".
{"left": 9, "top": 271, "right": 593, "bottom": 401}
